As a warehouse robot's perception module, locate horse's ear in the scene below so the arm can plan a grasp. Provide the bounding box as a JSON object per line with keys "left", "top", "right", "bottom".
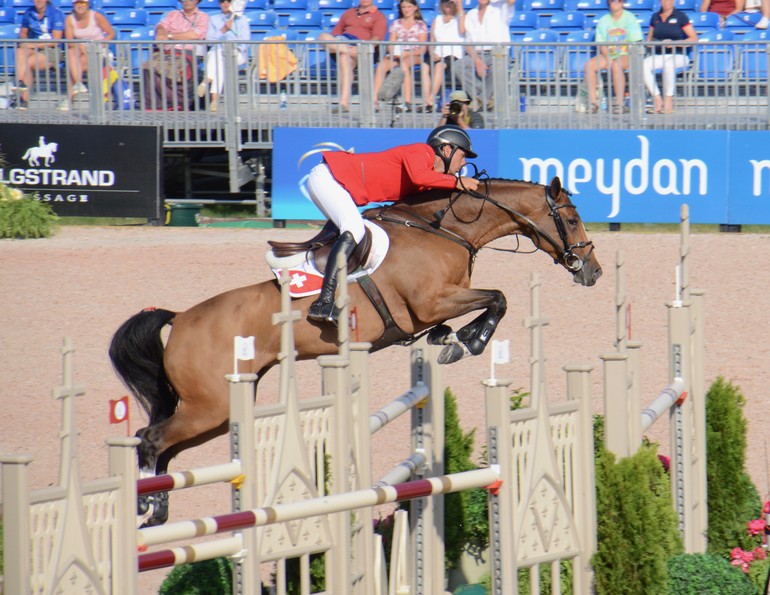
{"left": 549, "top": 176, "right": 562, "bottom": 198}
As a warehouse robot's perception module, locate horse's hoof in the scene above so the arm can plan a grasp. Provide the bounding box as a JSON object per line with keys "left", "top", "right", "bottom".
{"left": 427, "top": 324, "right": 453, "bottom": 345}
{"left": 437, "top": 344, "right": 465, "bottom": 365}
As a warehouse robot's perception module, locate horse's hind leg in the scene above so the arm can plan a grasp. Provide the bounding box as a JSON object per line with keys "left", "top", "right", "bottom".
{"left": 136, "top": 408, "right": 230, "bottom": 527}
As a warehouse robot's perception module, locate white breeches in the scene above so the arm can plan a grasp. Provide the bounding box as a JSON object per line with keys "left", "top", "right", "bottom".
{"left": 306, "top": 163, "right": 366, "bottom": 243}
{"left": 643, "top": 53, "right": 689, "bottom": 97}
{"left": 204, "top": 47, "right": 246, "bottom": 94}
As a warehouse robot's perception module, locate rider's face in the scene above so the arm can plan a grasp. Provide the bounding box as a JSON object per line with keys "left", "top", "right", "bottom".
{"left": 446, "top": 147, "right": 467, "bottom": 174}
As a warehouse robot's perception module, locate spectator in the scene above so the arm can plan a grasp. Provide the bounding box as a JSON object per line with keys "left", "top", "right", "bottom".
{"left": 428, "top": 0, "right": 465, "bottom": 108}
{"left": 700, "top": 0, "right": 745, "bottom": 25}
{"left": 198, "top": 0, "right": 250, "bottom": 112}
{"left": 583, "top": 0, "right": 642, "bottom": 114}
{"left": 317, "top": 0, "right": 387, "bottom": 112}
{"left": 746, "top": 0, "right": 770, "bottom": 28}
{"left": 14, "top": 0, "right": 65, "bottom": 110}
{"left": 438, "top": 89, "right": 484, "bottom": 128}
{"left": 373, "top": 0, "right": 429, "bottom": 113}
{"left": 143, "top": 0, "right": 209, "bottom": 110}
{"left": 59, "top": 0, "right": 115, "bottom": 111}
{"left": 456, "top": 0, "right": 513, "bottom": 112}
{"left": 643, "top": 0, "right": 697, "bottom": 114}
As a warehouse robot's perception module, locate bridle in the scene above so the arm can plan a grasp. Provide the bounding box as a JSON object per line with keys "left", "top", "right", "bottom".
{"left": 457, "top": 172, "right": 594, "bottom": 272}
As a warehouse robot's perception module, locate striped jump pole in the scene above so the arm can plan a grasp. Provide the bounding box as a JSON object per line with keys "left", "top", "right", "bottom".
{"left": 640, "top": 378, "right": 687, "bottom": 432}
{"left": 137, "top": 461, "right": 244, "bottom": 496}
{"left": 138, "top": 467, "right": 501, "bottom": 567}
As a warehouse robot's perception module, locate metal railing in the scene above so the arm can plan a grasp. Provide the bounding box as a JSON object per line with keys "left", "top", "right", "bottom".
{"left": 1, "top": 36, "right": 768, "bottom": 187}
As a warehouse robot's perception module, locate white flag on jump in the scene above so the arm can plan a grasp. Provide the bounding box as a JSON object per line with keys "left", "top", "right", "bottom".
{"left": 234, "top": 336, "right": 255, "bottom": 361}
{"left": 491, "top": 339, "right": 510, "bottom": 365}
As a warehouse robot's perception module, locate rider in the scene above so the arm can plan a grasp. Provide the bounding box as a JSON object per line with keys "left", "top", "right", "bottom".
{"left": 306, "top": 124, "right": 480, "bottom": 326}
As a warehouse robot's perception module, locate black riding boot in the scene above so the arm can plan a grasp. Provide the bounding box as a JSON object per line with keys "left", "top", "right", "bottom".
{"left": 307, "top": 231, "right": 357, "bottom": 326}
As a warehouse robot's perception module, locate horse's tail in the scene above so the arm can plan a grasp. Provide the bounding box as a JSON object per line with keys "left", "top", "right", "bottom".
{"left": 109, "top": 308, "right": 178, "bottom": 426}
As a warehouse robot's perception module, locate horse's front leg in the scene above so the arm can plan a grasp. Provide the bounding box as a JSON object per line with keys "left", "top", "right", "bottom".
{"left": 415, "top": 287, "right": 507, "bottom": 365}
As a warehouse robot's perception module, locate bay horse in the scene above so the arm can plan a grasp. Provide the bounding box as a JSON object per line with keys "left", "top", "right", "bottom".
{"left": 109, "top": 176, "right": 602, "bottom": 526}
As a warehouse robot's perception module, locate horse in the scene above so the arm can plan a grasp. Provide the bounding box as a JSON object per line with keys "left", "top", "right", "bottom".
{"left": 109, "top": 175, "right": 602, "bottom": 526}
{"left": 22, "top": 142, "right": 58, "bottom": 167}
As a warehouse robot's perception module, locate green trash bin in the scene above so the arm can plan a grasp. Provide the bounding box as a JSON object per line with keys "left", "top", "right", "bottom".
{"left": 166, "top": 203, "right": 202, "bottom": 227}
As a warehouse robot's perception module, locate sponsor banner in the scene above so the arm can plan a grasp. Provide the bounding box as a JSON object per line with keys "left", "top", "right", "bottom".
{"left": 0, "top": 124, "right": 162, "bottom": 220}
{"left": 273, "top": 127, "right": 770, "bottom": 225}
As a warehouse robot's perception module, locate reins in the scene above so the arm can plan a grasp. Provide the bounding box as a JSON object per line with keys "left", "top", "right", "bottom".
{"left": 372, "top": 175, "right": 593, "bottom": 273}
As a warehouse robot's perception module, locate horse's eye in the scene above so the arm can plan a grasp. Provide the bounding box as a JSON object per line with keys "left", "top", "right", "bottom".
{"left": 567, "top": 218, "right": 578, "bottom": 226}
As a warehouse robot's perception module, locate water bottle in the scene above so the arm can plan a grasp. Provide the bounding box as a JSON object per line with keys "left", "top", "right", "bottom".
{"left": 279, "top": 91, "right": 287, "bottom": 110}
{"left": 519, "top": 94, "right": 526, "bottom": 113}
{"left": 600, "top": 96, "right": 607, "bottom": 112}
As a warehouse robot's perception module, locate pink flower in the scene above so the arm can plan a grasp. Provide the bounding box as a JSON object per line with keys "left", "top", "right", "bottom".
{"left": 731, "top": 547, "right": 744, "bottom": 559}
{"left": 754, "top": 547, "right": 767, "bottom": 560}
{"left": 764, "top": 501, "right": 770, "bottom": 514}
{"left": 748, "top": 518, "right": 765, "bottom": 535}
{"left": 741, "top": 550, "right": 755, "bottom": 564}
{"left": 657, "top": 454, "right": 670, "bottom": 473}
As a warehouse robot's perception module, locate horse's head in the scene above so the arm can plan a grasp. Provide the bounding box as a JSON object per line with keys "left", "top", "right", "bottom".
{"left": 526, "top": 177, "right": 602, "bottom": 286}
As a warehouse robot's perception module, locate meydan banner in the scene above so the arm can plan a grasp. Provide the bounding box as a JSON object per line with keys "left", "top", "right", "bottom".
{"left": 272, "top": 127, "right": 770, "bottom": 225}
{"left": 0, "top": 124, "right": 162, "bottom": 220}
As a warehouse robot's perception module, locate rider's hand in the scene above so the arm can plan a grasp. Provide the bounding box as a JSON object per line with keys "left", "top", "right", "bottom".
{"left": 457, "top": 176, "right": 479, "bottom": 192}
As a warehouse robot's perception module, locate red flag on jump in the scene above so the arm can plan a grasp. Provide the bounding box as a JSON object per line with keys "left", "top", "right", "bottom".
{"left": 109, "top": 396, "right": 130, "bottom": 425}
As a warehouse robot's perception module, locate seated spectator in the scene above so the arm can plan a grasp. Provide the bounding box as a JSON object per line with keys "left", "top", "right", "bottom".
{"left": 437, "top": 89, "right": 484, "bottom": 128}
{"left": 643, "top": 0, "right": 697, "bottom": 114}
{"left": 14, "top": 0, "right": 65, "bottom": 110}
{"left": 373, "top": 0, "right": 430, "bottom": 113}
{"left": 456, "top": 0, "right": 513, "bottom": 112}
{"left": 317, "top": 0, "right": 387, "bottom": 112}
{"left": 198, "top": 0, "right": 250, "bottom": 112}
{"left": 746, "top": 0, "right": 770, "bottom": 28}
{"left": 59, "top": 0, "right": 115, "bottom": 111}
{"left": 428, "top": 0, "right": 465, "bottom": 109}
{"left": 143, "top": 0, "right": 209, "bottom": 110}
{"left": 582, "top": 0, "right": 642, "bottom": 114}
{"left": 700, "top": 0, "right": 745, "bottom": 26}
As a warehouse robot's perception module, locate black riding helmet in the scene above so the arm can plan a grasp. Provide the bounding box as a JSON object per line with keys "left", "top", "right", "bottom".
{"left": 426, "top": 125, "right": 478, "bottom": 173}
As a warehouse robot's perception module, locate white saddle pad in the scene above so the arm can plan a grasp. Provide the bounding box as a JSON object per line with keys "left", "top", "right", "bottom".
{"left": 266, "top": 220, "right": 390, "bottom": 298}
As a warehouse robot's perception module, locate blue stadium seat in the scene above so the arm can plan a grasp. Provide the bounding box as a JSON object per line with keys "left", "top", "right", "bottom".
{"left": 316, "top": 0, "right": 353, "bottom": 11}
{"left": 197, "top": 0, "right": 220, "bottom": 11}
{"left": 285, "top": 10, "right": 324, "bottom": 32}
{"left": 118, "top": 25, "right": 155, "bottom": 75}
{"left": 724, "top": 12, "right": 761, "bottom": 35}
{"left": 322, "top": 11, "right": 341, "bottom": 27}
{"left": 101, "top": 0, "right": 142, "bottom": 9}
{"left": 692, "top": 29, "right": 736, "bottom": 88}
{"left": 510, "top": 10, "right": 539, "bottom": 30}
{"left": 247, "top": 9, "right": 279, "bottom": 33}
{"left": 245, "top": 0, "right": 269, "bottom": 9}
{"left": 567, "top": 0, "right": 603, "bottom": 13}
{"left": 634, "top": 10, "right": 653, "bottom": 30}
{"left": 141, "top": 0, "right": 178, "bottom": 15}
{"left": 623, "top": 0, "right": 655, "bottom": 10}
{"left": 518, "top": 29, "right": 561, "bottom": 80}
{"left": 110, "top": 8, "right": 149, "bottom": 32}
{"left": 374, "top": 0, "right": 395, "bottom": 10}
{"left": 522, "top": 0, "right": 566, "bottom": 11}
{"left": 673, "top": 0, "right": 697, "bottom": 10}
{"left": 548, "top": 10, "right": 586, "bottom": 32}
{"left": 0, "top": 7, "right": 14, "bottom": 22}
{"left": 562, "top": 27, "right": 594, "bottom": 79}
{"left": 272, "top": 0, "right": 310, "bottom": 26}
{"left": 739, "top": 28, "right": 769, "bottom": 80}
{"left": 0, "top": 23, "right": 19, "bottom": 77}
{"left": 689, "top": 10, "right": 721, "bottom": 33}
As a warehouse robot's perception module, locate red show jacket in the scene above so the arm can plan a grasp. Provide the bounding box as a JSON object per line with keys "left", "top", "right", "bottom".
{"left": 323, "top": 143, "right": 458, "bottom": 206}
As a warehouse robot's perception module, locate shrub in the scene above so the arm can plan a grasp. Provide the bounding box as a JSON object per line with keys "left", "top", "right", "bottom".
{"left": 443, "top": 387, "right": 487, "bottom": 569}
{"left": 667, "top": 553, "right": 757, "bottom": 595}
{"left": 0, "top": 184, "right": 58, "bottom": 239}
{"left": 706, "top": 377, "right": 762, "bottom": 554}
{"left": 159, "top": 557, "right": 233, "bottom": 594}
{"left": 592, "top": 445, "right": 683, "bottom": 594}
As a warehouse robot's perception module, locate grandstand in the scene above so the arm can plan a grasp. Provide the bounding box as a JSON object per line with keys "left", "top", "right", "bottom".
{"left": 0, "top": 0, "right": 767, "bottom": 200}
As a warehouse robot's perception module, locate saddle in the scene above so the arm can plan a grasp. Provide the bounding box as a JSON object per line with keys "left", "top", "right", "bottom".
{"left": 268, "top": 221, "right": 372, "bottom": 275}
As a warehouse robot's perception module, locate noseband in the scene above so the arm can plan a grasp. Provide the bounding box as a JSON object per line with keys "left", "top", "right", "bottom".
{"left": 465, "top": 179, "right": 593, "bottom": 272}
